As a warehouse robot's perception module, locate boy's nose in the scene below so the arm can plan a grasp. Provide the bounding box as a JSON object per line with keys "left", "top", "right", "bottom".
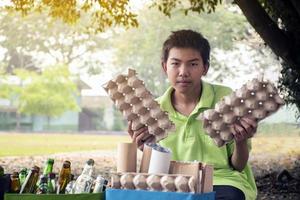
{"left": 178, "top": 65, "right": 189, "bottom": 77}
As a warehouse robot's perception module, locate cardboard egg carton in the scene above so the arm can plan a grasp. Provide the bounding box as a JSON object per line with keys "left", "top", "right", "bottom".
{"left": 198, "top": 78, "right": 285, "bottom": 147}
{"left": 111, "top": 172, "right": 196, "bottom": 193}
{"left": 103, "top": 69, "right": 175, "bottom": 143}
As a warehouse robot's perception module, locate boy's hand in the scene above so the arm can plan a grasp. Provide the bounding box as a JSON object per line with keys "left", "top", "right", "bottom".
{"left": 128, "top": 121, "right": 154, "bottom": 150}
{"left": 231, "top": 117, "right": 257, "bottom": 144}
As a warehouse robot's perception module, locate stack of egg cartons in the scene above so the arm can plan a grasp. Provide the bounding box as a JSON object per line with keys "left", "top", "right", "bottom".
{"left": 199, "top": 78, "right": 285, "bottom": 147}
{"left": 103, "top": 69, "right": 175, "bottom": 143}
{"left": 111, "top": 173, "right": 196, "bottom": 193}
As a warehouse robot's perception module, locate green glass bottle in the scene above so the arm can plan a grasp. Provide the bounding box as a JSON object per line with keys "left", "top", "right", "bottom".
{"left": 10, "top": 172, "right": 21, "bottom": 193}
{"left": 47, "top": 173, "right": 56, "bottom": 194}
{"left": 37, "top": 158, "right": 54, "bottom": 187}
{"left": 19, "top": 168, "right": 28, "bottom": 186}
{"left": 56, "top": 161, "right": 71, "bottom": 194}
{"left": 43, "top": 158, "right": 54, "bottom": 176}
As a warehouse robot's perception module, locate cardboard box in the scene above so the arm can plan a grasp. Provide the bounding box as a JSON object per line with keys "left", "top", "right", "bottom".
{"left": 169, "top": 161, "right": 213, "bottom": 193}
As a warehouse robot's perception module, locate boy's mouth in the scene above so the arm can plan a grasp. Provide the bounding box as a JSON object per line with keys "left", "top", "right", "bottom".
{"left": 176, "top": 80, "right": 192, "bottom": 86}
{"left": 177, "top": 80, "right": 192, "bottom": 83}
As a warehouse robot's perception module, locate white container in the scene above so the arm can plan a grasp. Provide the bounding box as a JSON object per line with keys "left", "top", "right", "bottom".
{"left": 148, "top": 144, "right": 172, "bottom": 174}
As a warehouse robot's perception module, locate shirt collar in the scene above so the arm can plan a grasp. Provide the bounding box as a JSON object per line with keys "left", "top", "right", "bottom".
{"left": 158, "top": 81, "right": 215, "bottom": 117}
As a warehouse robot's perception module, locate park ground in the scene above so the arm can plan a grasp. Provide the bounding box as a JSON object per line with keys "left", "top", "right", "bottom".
{"left": 0, "top": 131, "right": 299, "bottom": 199}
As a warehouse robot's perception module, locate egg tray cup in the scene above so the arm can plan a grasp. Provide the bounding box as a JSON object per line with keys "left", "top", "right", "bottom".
{"left": 198, "top": 78, "right": 285, "bottom": 147}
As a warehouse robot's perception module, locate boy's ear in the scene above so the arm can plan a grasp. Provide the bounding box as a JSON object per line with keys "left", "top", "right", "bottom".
{"left": 161, "top": 62, "right": 167, "bottom": 73}
{"left": 203, "top": 64, "right": 209, "bottom": 75}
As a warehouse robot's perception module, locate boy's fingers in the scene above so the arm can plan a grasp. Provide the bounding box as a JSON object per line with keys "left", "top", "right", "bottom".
{"left": 136, "top": 131, "right": 149, "bottom": 146}
{"left": 141, "top": 134, "right": 154, "bottom": 143}
{"left": 132, "top": 127, "right": 148, "bottom": 143}
{"left": 233, "top": 124, "right": 246, "bottom": 139}
{"left": 239, "top": 119, "right": 254, "bottom": 134}
{"left": 127, "top": 121, "right": 134, "bottom": 137}
{"left": 241, "top": 117, "right": 257, "bottom": 128}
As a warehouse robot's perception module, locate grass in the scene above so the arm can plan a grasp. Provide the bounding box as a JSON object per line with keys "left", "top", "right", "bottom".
{"left": 251, "top": 135, "right": 300, "bottom": 155}
{"left": 0, "top": 126, "right": 299, "bottom": 157}
{"left": 257, "top": 123, "right": 300, "bottom": 136}
{"left": 0, "top": 133, "right": 130, "bottom": 157}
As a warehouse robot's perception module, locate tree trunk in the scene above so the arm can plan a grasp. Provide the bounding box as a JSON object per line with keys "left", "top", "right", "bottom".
{"left": 234, "top": 0, "right": 299, "bottom": 73}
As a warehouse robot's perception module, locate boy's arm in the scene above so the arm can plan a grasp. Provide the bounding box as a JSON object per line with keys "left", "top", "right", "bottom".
{"left": 230, "top": 117, "right": 257, "bottom": 171}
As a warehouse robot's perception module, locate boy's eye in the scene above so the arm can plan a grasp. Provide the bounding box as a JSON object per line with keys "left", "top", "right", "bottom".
{"left": 191, "top": 62, "right": 198, "bottom": 66}
{"left": 171, "top": 62, "right": 179, "bottom": 66}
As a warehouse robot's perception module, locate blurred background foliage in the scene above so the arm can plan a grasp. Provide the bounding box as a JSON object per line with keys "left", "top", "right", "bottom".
{"left": 0, "top": 0, "right": 299, "bottom": 132}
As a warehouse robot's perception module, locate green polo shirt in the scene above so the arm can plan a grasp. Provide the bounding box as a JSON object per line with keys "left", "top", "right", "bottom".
{"left": 157, "top": 81, "right": 257, "bottom": 200}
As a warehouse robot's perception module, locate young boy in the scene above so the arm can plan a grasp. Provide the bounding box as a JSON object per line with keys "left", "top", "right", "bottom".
{"left": 128, "top": 29, "right": 257, "bottom": 200}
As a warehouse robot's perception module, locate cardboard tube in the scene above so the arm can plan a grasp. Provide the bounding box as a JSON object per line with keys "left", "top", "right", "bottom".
{"left": 139, "top": 144, "right": 152, "bottom": 173}
{"left": 117, "top": 143, "right": 137, "bottom": 173}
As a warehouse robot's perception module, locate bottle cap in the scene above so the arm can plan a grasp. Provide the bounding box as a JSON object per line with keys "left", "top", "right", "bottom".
{"left": 48, "top": 173, "right": 56, "bottom": 179}
{"left": 47, "top": 158, "right": 54, "bottom": 164}
{"left": 32, "top": 166, "right": 40, "bottom": 173}
{"left": 40, "top": 175, "right": 48, "bottom": 183}
{"left": 11, "top": 171, "right": 19, "bottom": 178}
{"left": 63, "top": 160, "right": 71, "bottom": 168}
{"left": 87, "top": 159, "right": 95, "bottom": 166}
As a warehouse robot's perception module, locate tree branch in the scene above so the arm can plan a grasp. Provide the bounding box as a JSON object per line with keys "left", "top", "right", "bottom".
{"left": 234, "top": 0, "right": 298, "bottom": 72}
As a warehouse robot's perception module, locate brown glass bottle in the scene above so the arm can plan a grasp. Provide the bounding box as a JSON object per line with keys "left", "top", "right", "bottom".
{"left": 10, "top": 172, "right": 21, "bottom": 193}
{"left": 56, "top": 160, "right": 71, "bottom": 194}
{"left": 19, "top": 166, "right": 40, "bottom": 193}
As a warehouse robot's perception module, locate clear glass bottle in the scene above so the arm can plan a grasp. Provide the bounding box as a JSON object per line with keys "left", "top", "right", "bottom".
{"left": 73, "top": 159, "right": 95, "bottom": 193}
{"left": 65, "top": 174, "right": 75, "bottom": 194}
{"left": 93, "top": 175, "right": 108, "bottom": 193}
{"left": 36, "top": 175, "right": 48, "bottom": 194}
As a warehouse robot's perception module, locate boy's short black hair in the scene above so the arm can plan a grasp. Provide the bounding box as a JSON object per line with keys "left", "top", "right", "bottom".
{"left": 161, "top": 29, "right": 210, "bottom": 66}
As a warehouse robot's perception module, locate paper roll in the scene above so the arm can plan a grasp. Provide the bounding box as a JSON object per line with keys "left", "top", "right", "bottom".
{"left": 117, "top": 143, "right": 137, "bottom": 173}
{"left": 139, "top": 144, "right": 152, "bottom": 173}
{"left": 148, "top": 145, "right": 172, "bottom": 174}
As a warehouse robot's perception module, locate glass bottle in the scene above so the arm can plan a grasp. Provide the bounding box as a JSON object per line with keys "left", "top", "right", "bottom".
{"left": 93, "top": 175, "right": 108, "bottom": 193}
{"left": 36, "top": 175, "right": 48, "bottom": 194}
{"left": 73, "top": 159, "right": 95, "bottom": 193}
{"left": 37, "top": 158, "right": 54, "bottom": 187}
{"left": 20, "top": 166, "right": 40, "bottom": 193}
{"left": 43, "top": 159, "right": 54, "bottom": 176}
{"left": 19, "top": 168, "right": 28, "bottom": 187}
{"left": 56, "top": 160, "right": 71, "bottom": 194}
{"left": 10, "top": 172, "right": 21, "bottom": 193}
{"left": 47, "top": 173, "right": 56, "bottom": 194}
{"left": 65, "top": 174, "right": 75, "bottom": 194}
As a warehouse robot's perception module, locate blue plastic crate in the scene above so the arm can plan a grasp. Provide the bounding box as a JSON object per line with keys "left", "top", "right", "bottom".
{"left": 106, "top": 189, "right": 215, "bottom": 200}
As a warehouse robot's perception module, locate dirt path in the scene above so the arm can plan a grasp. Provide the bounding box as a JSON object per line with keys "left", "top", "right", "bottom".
{"left": 0, "top": 151, "right": 299, "bottom": 199}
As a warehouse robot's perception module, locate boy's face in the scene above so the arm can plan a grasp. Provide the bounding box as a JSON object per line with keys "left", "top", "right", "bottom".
{"left": 162, "top": 47, "right": 208, "bottom": 94}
